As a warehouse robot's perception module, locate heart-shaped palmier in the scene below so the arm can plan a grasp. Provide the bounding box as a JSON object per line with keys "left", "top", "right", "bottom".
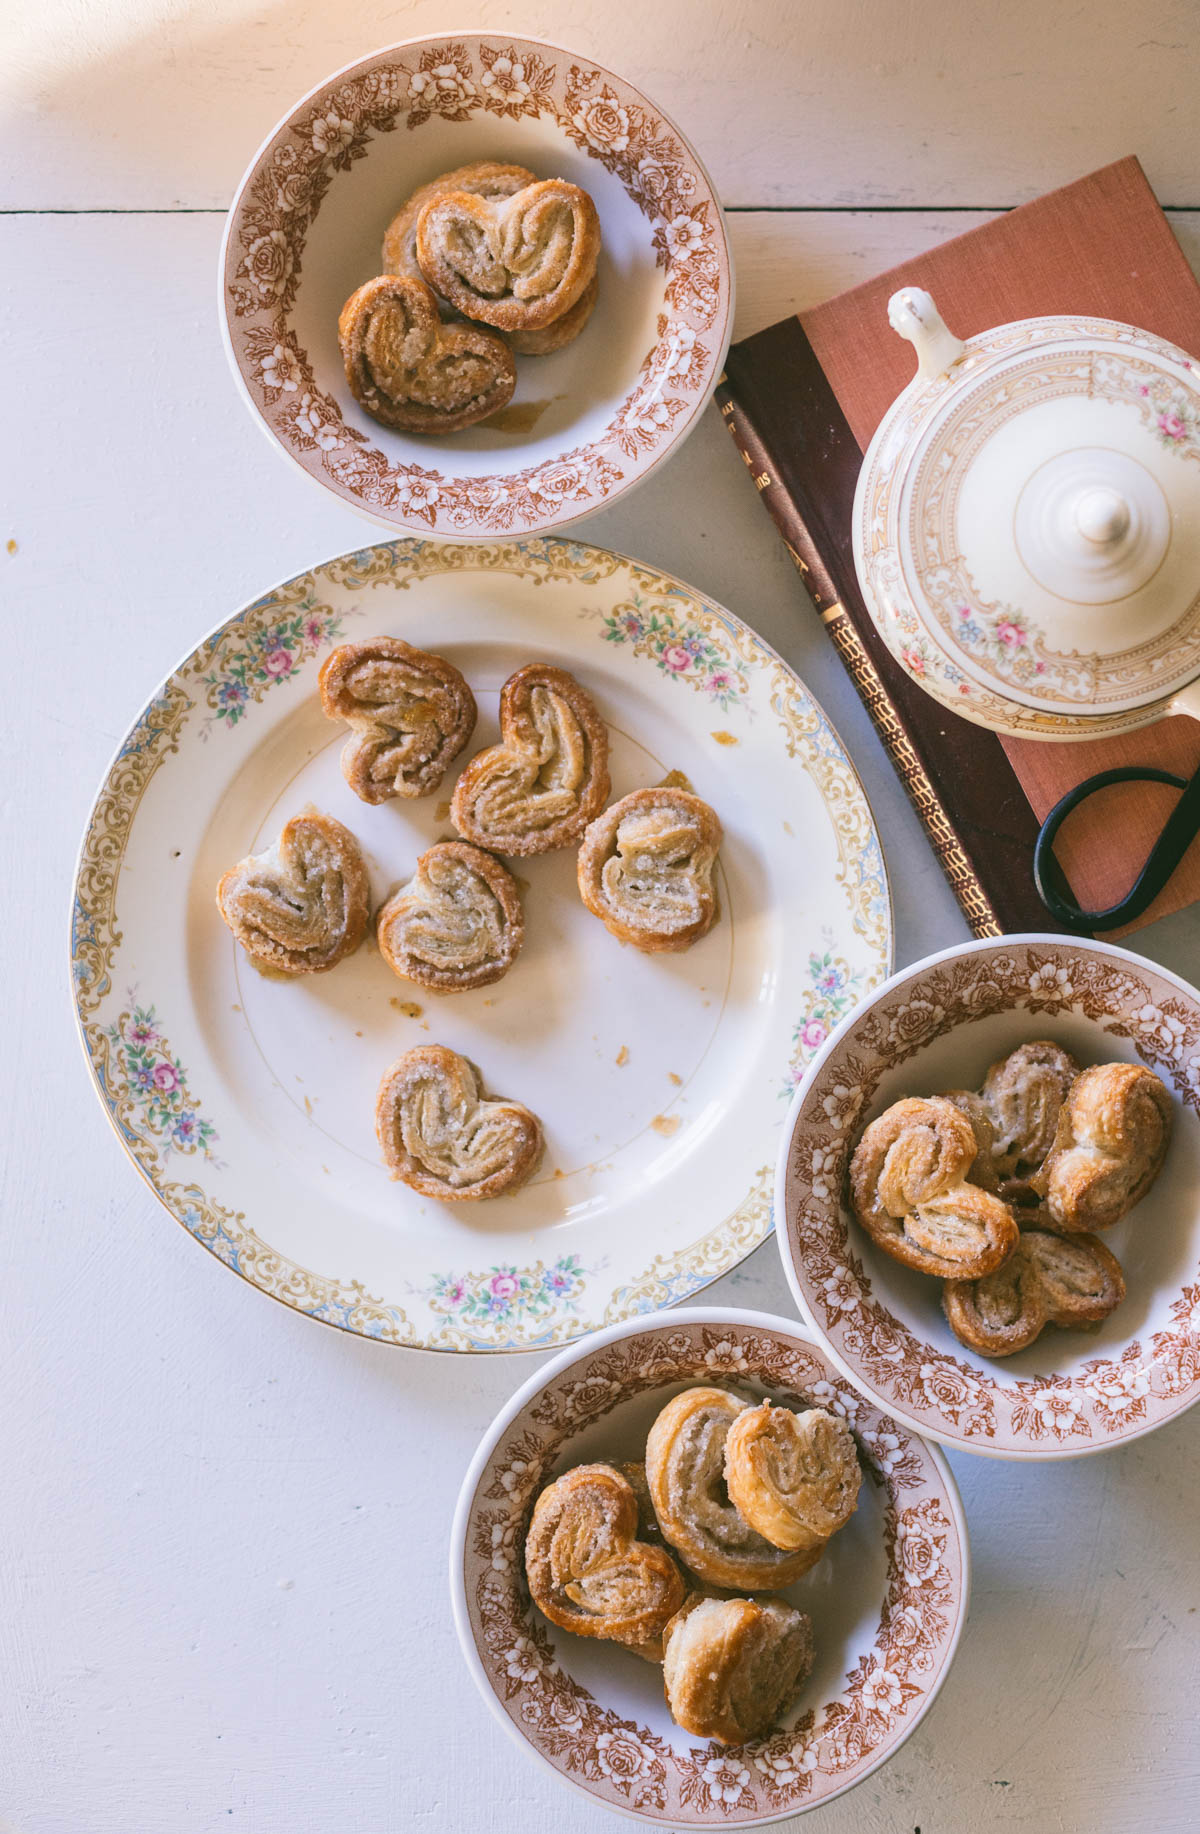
{"left": 450, "top": 664, "right": 610, "bottom": 856}
{"left": 525, "top": 1464, "right": 685, "bottom": 1647}
{"left": 416, "top": 179, "right": 601, "bottom": 333}
{"left": 723, "top": 1400, "right": 861, "bottom": 1552}
{"left": 376, "top": 841, "right": 523, "bottom": 993}
{"left": 383, "top": 162, "right": 599, "bottom": 354}
{"left": 318, "top": 637, "right": 477, "bottom": 804}
{"left": 662, "top": 1594, "right": 814, "bottom": 1746}
{"left": 645, "top": 1387, "right": 825, "bottom": 1590}
{"left": 577, "top": 785, "right": 722, "bottom": 953}
{"left": 848, "top": 1096, "right": 1020, "bottom": 1278}
{"left": 216, "top": 811, "right": 369, "bottom": 975}
{"left": 978, "top": 1040, "right": 1080, "bottom": 1187}
{"left": 943, "top": 1228, "right": 1126, "bottom": 1356}
{"left": 1031, "top": 1061, "right": 1172, "bottom": 1230}
{"left": 338, "top": 274, "right": 515, "bottom": 434}
{"left": 383, "top": 160, "right": 536, "bottom": 287}
{"left": 374, "top": 1044, "right": 542, "bottom": 1200}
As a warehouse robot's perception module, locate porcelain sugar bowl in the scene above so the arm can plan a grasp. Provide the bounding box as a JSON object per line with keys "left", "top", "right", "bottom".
{"left": 852, "top": 290, "right": 1200, "bottom": 741}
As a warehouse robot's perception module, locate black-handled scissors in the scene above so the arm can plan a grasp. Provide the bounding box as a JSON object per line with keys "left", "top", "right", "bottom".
{"left": 1033, "top": 762, "right": 1200, "bottom": 932}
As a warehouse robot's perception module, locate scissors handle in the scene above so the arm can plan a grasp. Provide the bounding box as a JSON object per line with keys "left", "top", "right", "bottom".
{"left": 1033, "top": 763, "right": 1200, "bottom": 932}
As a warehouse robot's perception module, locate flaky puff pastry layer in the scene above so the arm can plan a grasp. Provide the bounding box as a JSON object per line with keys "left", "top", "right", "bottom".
{"left": 577, "top": 786, "right": 722, "bottom": 953}
{"left": 663, "top": 1594, "right": 814, "bottom": 1746}
{"left": 724, "top": 1401, "right": 861, "bottom": 1553}
{"left": 319, "top": 637, "right": 476, "bottom": 804}
{"left": 338, "top": 273, "right": 515, "bottom": 433}
{"left": 1031, "top": 1062, "right": 1172, "bottom": 1232}
{"left": 849, "top": 1096, "right": 1020, "bottom": 1279}
{"left": 645, "top": 1388, "right": 824, "bottom": 1591}
{"left": 375, "top": 1044, "right": 542, "bottom": 1200}
{"left": 376, "top": 842, "right": 523, "bottom": 994}
{"left": 416, "top": 178, "right": 601, "bottom": 332}
{"left": 944, "top": 1228, "right": 1125, "bottom": 1357}
{"left": 979, "top": 1041, "right": 1080, "bottom": 1188}
{"left": 381, "top": 161, "right": 599, "bottom": 355}
{"left": 525, "top": 1464, "right": 685, "bottom": 1647}
{"left": 216, "top": 810, "right": 369, "bottom": 975}
{"left": 451, "top": 664, "right": 610, "bottom": 856}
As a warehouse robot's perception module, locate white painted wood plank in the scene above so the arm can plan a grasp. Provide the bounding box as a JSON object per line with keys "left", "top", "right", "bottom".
{"left": 1, "top": 0, "right": 1198, "bottom": 210}
{"left": 3, "top": 205, "right": 1200, "bottom": 1833}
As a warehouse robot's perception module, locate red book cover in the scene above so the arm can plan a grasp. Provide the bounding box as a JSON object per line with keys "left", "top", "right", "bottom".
{"left": 717, "top": 157, "right": 1200, "bottom": 937}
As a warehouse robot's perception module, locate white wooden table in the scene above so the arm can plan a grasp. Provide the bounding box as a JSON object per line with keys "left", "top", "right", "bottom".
{"left": 3, "top": 4, "right": 1198, "bottom": 1830}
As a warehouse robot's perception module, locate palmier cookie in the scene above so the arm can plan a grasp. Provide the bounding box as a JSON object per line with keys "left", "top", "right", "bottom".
{"left": 416, "top": 179, "right": 601, "bottom": 333}
{"left": 319, "top": 637, "right": 476, "bottom": 804}
{"left": 451, "top": 664, "right": 610, "bottom": 856}
{"left": 525, "top": 1464, "right": 685, "bottom": 1648}
{"left": 645, "top": 1388, "right": 823, "bottom": 1590}
{"left": 577, "top": 787, "right": 722, "bottom": 953}
{"left": 724, "top": 1401, "right": 861, "bottom": 1553}
{"left": 979, "top": 1041, "right": 1080, "bottom": 1187}
{"left": 338, "top": 274, "right": 515, "bottom": 433}
{"left": 216, "top": 811, "right": 368, "bottom": 975}
{"left": 944, "top": 1228, "right": 1125, "bottom": 1357}
{"left": 375, "top": 1044, "right": 542, "bottom": 1200}
{"left": 848, "top": 1096, "right": 1019, "bottom": 1279}
{"left": 383, "top": 161, "right": 536, "bottom": 286}
{"left": 382, "top": 161, "right": 599, "bottom": 356}
{"left": 1031, "top": 1062, "right": 1172, "bottom": 1232}
{"left": 663, "top": 1595, "right": 814, "bottom": 1746}
{"left": 376, "top": 842, "right": 523, "bottom": 994}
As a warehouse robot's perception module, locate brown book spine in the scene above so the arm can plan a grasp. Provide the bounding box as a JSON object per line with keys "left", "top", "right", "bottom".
{"left": 716, "top": 376, "right": 1002, "bottom": 939}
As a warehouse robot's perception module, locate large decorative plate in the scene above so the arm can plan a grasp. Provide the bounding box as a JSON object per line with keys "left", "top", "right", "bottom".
{"left": 451, "top": 1309, "right": 968, "bottom": 1824}
{"left": 220, "top": 34, "right": 734, "bottom": 539}
{"left": 71, "top": 540, "right": 891, "bottom": 1352}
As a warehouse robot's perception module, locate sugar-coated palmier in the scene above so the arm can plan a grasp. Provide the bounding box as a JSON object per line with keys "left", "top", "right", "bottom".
{"left": 577, "top": 786, "right": 722, "bottom": 953}
{"left": 375, "top": 1044, "right": 542, "bottom": 1200}
{"left": 451, "top": 663, "right": 610, "bottom": 856}
{"left": 943, "top": 1228, "right": 1125, "bottom": 1357}
{"left": 216, "top": 811, "right": 369, "bottom": 975}
{"left": 376, "top": 842, "right": 523, "bottom": 993}
{"left": 416, "top": 178, "right": 601, "bottom": 333}
{"left": 662, "top": 1594, "right": 814, "bottom": 1745}
{"left": 525, "top": 1464, "right": 685, "bottom": 1647}
{"left": 319, "top": 636, "right": 476, "bottom": 804}
{"left": 723, "top": 1400, "right": 861, "bottom": 1553}
{"left": 338, "top": 273, "right": 515, "bottom": 433}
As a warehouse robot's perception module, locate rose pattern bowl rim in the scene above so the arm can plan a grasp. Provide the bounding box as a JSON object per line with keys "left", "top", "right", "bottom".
{"left": 219, "top": 32, "right": 735, "bottom": 540}
{"left": 774, "top": 934, "right": 1200, "bottom": 1460}
{"left": 449, "top": 1307, "right": 970, "bottom": 1825}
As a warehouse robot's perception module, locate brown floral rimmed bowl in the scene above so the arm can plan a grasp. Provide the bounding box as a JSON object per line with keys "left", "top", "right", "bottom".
{"left": 220, "top": 33, "right": 733, "bottom": 539}
{"left": 776, "top": 936, "right": 1200, "bottom": 1461}
{"left": 450, "top": 1308, "right": 968, "bottom": 1826}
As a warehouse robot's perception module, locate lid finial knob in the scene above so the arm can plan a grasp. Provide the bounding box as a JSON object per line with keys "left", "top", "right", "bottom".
{"left": 1074, "top": 487, "right": 1132, "bottom": 546}
{"left": 887, "top": 288, "right": 967, "bottom": 382}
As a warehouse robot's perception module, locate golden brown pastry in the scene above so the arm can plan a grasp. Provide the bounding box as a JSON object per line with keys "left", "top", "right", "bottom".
{"left": 577, "top": 787, "right": 722, "bottom": 954}
{"left": 376, "top": 842, "right": 523, "bottom": 993}
{"left": 937, "top": 1089, "right": 1002, "bottom": 1192}
{"left": 645, "top": 1388, "right": 823, "bottom": 1590}
{"left": 216, "top": 811, "right": 369, "bottom": 975}
{"left": 416, "top": 179, "right": 601, "bottom": 333}
{"left": 337, "top": 274, "right": 515, "bottom": 433}
{"left": 525, "top": 1464, "right": 685, "bottom": 1647}
{"left": 506, "top": 274, "right": 599, "bottom": 354}
{"left": 1032, "top": 1062, "right": 1172, "bottom": 1231}
{"left": 450, "top": 664, "right": 610, "bottom": 856}
{"left": 662, "top": 1595, "right": 814, "bottom": 1745}
{"left": 723, "top": 1402, "right": 861, "bottom": 1553}
{"left": 848, "top": 1096, "right": 1020, "bottom": 1279}
{"left": 382, "top": 160, "right": 599, "bottom": 355}
{"left": 943, "top": 1228, "right": 1125, "bottom": 1357}
{"left": 375, "top": 1045, "right": 542, "bottom": 1200}
{"left": 319, "top": 637, "right": 476, "bottom": 804}
{"left": 979, "top": 1041, "right": 1080, "bottom": 1187}
{"left": 383, "top": 161, "right": 537, "bottom": 285}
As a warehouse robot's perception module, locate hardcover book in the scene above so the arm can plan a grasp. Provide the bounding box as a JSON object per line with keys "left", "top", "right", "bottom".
{"left": 717, "top": 156, "right": 1200, "bottom": 937}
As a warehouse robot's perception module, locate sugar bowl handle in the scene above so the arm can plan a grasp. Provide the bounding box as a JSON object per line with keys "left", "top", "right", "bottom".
{"left": 888, "top": 288, "right": 967, "bottom": 382}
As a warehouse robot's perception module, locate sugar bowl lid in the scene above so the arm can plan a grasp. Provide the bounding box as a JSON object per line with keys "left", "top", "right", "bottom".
{"left": 853, "top": 289, "right": 1200, "bottom": 737}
